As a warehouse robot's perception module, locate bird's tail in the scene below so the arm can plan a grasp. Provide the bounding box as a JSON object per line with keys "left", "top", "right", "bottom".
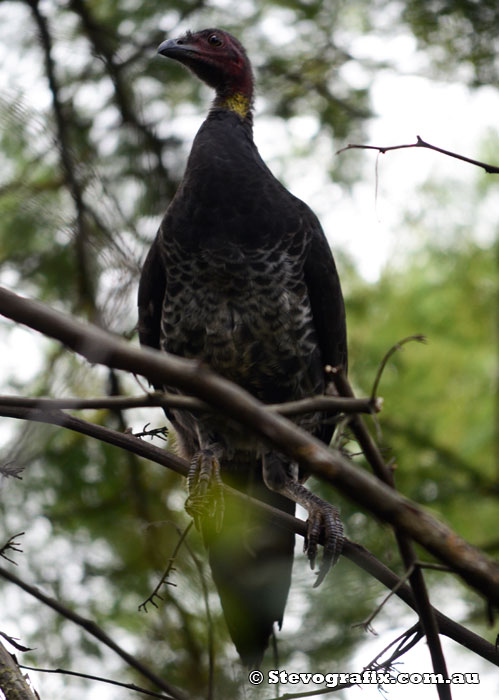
{"left": 204, "top": 465, "right": 295, "bottom": 668}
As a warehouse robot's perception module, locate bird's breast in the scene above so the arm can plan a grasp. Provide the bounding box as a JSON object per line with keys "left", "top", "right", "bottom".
{"left": 160, "top": 243, "right": 322, "bottom": 403}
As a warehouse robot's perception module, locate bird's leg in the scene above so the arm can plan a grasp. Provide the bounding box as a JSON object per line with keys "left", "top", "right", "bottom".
{"left": 262, "top": 453, "right": 343, "bottom": 587}
{"left": 185, "top": 447, "right": 225, "bottom": 532}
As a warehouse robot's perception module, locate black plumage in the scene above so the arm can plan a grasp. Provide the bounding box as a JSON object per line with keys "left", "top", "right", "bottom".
{"left": 138, "top": 28, "right": 347, "bottom": 667}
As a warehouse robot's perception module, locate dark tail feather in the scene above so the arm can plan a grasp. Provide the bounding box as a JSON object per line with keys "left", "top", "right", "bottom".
{"left": 205, "top": 481, "right": 295, "bottom": 667}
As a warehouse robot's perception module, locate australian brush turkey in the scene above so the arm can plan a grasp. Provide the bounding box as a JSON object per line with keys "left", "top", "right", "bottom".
{"left": 138, "top": 28, "right": 347, "bottom": 667}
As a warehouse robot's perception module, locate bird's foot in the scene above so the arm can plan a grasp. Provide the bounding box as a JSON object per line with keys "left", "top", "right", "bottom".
{"left": 262, "top": 454, "right": 344, "bottom": 586}
{"left": 185, "top": 449, "right": 225, "bottom": 532}
{"left": 304, "top": 497, "right": 344, "bottom": 587}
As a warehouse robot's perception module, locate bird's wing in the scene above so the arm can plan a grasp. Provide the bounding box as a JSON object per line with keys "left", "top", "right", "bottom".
{"left": 137, "top": 233, "right": 166, "bottom": 390}
{"left": 303, "top": 218, "right": 348, "bottom": 374}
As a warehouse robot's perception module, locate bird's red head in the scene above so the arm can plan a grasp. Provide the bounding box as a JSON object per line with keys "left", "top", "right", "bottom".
{"left": 158, "top": 28, "right": 254, "bottom": 117}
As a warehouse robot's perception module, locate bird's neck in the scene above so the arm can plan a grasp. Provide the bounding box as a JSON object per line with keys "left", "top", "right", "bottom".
{"left": 212, "top": 75, "right": 254, "bottom": 121}
{"left": 216, "top": 91, "right": 252, "bottom": 119}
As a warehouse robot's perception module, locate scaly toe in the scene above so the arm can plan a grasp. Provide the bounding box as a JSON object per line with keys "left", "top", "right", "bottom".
{"left": 185, "top": 450, "right": 225, "bottom": 531}
{"left": 313, "top": 505, "right": 344, "bottom": 588}
{"left": 304, "top": 509, "right": 322, "bottom": 570}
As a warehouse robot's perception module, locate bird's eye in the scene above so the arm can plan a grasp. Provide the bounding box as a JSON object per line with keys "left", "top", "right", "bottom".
{"left": 208, "top": 34, "right": 222, "bottom": 47}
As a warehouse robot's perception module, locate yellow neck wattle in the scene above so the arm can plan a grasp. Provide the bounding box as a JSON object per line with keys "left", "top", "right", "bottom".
{"left": 221, "top": 92, "right": 250, "bottom": 118}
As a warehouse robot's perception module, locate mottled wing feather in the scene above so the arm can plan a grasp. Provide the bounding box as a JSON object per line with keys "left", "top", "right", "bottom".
{"left": 138, "top": 233, "right": 165, "bottom": 353}
{"left": 137, "top": 233, "right": 167, "bottom": 396}
{"left": 303, "top": 217, "right": 347, "bottom": 447}
{"left": 304, "top": 223, "right": 347, "bottom": 372}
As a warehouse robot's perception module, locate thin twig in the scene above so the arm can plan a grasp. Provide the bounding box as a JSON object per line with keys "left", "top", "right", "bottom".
{"left": 415, "top": 562, "right": 453, "bottom": 573}
{"left": 366, "top": 623, "right": 422, "bottom": 673}
{"left": 0, "top": 532, "right": 25, "bottom": 565}
{"left": 353, "top": 564, "right": 415, "bottom": 632}
{"left": 18, "top": 664, "right": 173, "bottom": 699}
{"left": 371, "top": 335, "right": 427, "bottom": 401}
{"left": 336, "top": 135, "right": 499, "bottom": 174}
{"left": 0, "top": 631, "right": 32, "bottom": 653}
{"left": 263, "top": 625, "right": 424, "bottom": 699}
{"left": 133, "top": 424, "right": 169, "bottom": 441}
{"left": 139, "top": 522, "right": 193, "bottom": 612}
{"left": 0, "top": 392, "right": 376, "bottom": 417}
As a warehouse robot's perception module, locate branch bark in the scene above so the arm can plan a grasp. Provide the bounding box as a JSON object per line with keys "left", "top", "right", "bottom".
{"left": 1, "top": 285, "right": 498, "bottom": 605}
{"left": 0, "top": 640, "right": 38, "bottom": 700}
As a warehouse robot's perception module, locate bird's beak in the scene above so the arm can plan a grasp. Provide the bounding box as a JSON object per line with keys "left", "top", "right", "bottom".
{"left": 157, "top": 38, "right": 199, "bottom": 59}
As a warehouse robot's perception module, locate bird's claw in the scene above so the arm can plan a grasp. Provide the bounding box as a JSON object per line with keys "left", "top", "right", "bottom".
{"left": 304, "top": 501, "right": 344, "bottom": 587}
{"left": 185, "top": 450, "right": 225, "bottom": 532}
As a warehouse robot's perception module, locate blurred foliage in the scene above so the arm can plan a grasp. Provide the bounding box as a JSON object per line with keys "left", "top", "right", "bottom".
{"left": 402, "top": 0, "right": 499, "bottom": 86}
{"left": 0, "top": 0, "right": 498, "bottom": 698}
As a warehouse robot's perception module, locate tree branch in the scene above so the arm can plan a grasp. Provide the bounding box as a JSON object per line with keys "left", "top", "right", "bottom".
{"left": 0, "top": 564, "right": 186, "bottom": 700}
{"left": 336, "top": 135, "right": 499, "bottom": 174}
{"left": 17, "top": 664, "right": 173, "bottom": 699}
{"left": 0, "top": 285, "right": 498, "bottom": 604}
{"left": 138, "top": 523, "right": 193, "bottom": 613}
{"left": 67, "top": 0, "right": 173, "bottom": 196}
{"left": 0, "top": 404, "right": 497, "bottom": 668}
{"left": 0, "top": 640, "right": 38, "bottom": 700}
{"left": 25, "top": 0, "right": 98, "bottom": 319}
{"left": 330, "top": 367, "right": 451, "bottom": 698}
{"left": 0, "top": 392, "right": 378, "bottom": 418}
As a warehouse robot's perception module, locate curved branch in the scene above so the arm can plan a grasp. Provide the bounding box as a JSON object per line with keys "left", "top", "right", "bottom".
{"left": 0, "top": 285, "right": 498, "bottom": 605}
{"left": 370, "top": 335, "right": 426, "bottom": 401}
